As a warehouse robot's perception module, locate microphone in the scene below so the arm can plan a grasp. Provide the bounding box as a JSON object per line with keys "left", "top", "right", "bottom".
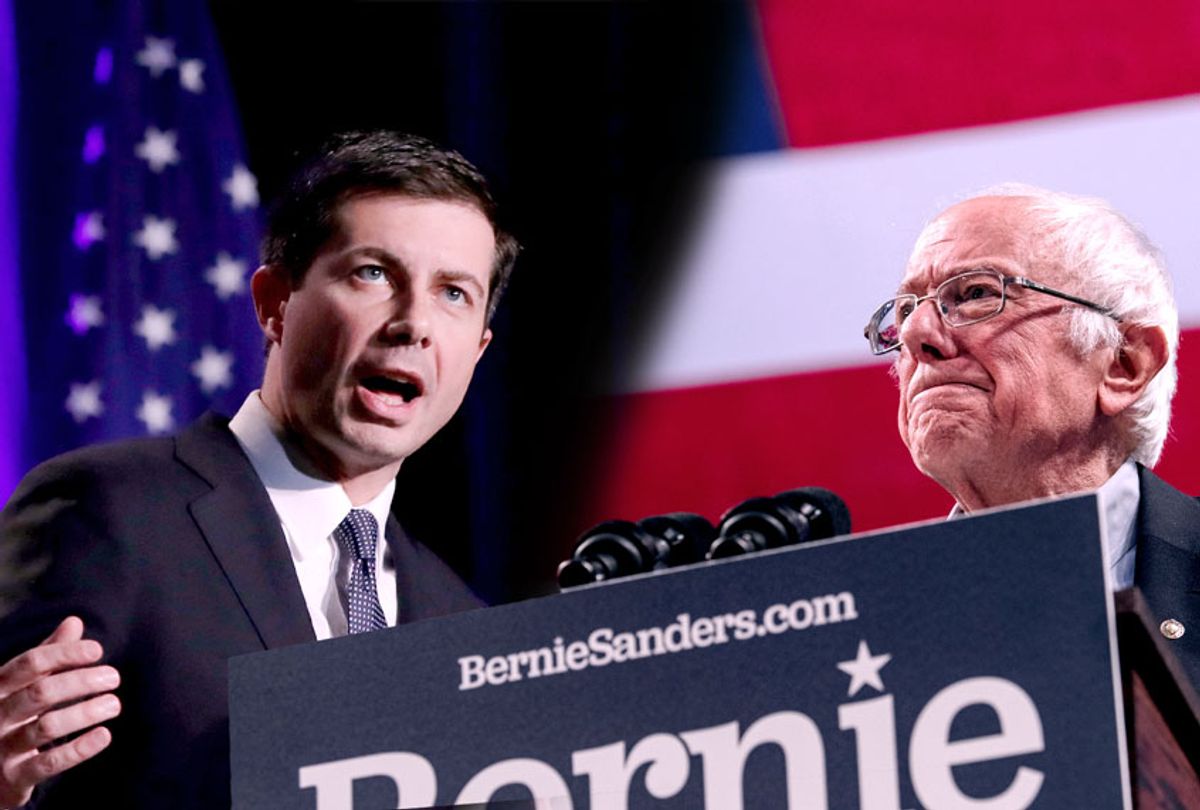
{"left": 557, "top": 513, "right": 716, "bottom": 589}
{"left": 707, "top": 487, "right": 850, "bottom": 559}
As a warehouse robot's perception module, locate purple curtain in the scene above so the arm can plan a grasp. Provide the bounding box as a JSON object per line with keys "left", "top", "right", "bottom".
{"left": 0, "top": 0, "right": 26, "bottom": 501}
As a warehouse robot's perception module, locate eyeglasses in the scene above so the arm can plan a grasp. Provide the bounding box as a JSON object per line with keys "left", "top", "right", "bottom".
{"left": 863, "top": 268, "right": 1119, "bottom": 355}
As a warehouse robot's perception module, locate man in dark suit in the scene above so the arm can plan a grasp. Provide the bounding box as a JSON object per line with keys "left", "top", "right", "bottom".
{"left": 1132, "top": 465, "right": 1200, "bottom": 689}
{"left": 0, "top": 131, "right": 518, "bottom": 808}
{"left": 863, "top": 184, "right": 1200, "bottom": 689}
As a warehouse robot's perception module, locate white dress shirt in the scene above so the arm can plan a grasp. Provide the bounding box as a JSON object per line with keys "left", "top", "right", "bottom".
{"left": 1097, "top": 459, "right": 1140, "bottom": 591}
{"left": 228, "top": 392, "right": 399, "bottom": 639}
{"left": 949, "top": 459, "right": 1141, "bottom": 591}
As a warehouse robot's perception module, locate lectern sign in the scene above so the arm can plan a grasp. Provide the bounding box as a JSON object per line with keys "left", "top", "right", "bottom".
{"left": 230, "top": 495, "right": 1129, "bottom": 808}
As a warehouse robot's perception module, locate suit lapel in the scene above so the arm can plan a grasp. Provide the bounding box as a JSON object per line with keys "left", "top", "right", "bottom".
{"left": 1133, "top": 465, "right": 1200, "bottom": 687}
{"left": 176, "top": 413, "right": 316, "bottom": 649}
{"left": 1134, "top": 465, "right": 1200, "bottom": 594}
{"left": 384, "top": 515, "right": 416, "bottom": 624}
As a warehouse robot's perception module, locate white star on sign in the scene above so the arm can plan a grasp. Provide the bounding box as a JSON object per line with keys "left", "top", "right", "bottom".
{"left": 191, "top": 346, "right": 234, "bottom": 394}
{"left": 132, "top": 215, "right": 178, "bottom": 260}
{"left": 136, "top": 390, "right": 174, "bottom": 434}
{"left": 65, "top": 294, "right": 105, "bottom": 334}
{"left": 179, "top": 58, "right": 206, "bottom": 93}
{"left": 133, "top": 304, "right": 177, "bottom": 351}
{"left": 837, "top": 640, "right": 892, "bottom": 698}
{"left": 222, "top": 164, "right": 259, "bottom": 211}
{"left": 65, "top": 381, "right": 104, "bottom": 423}
{"left": 135, "top": 127, "right": 180, "bottom": 173}
{"left": 204, "top": 252, "right": 248, "bottom": 299}
{"left": 135, "top": 36, "right": 176, "bottom": 78}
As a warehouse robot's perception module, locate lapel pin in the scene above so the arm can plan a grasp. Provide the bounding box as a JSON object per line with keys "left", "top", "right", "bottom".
{"left": 1160, "top": 618, "right": 1185, "bottom": 640}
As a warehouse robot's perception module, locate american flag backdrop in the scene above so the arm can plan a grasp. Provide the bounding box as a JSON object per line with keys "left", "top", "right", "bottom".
{"left": 1, "top": 0, "right": 262, "bottom": 499}
{"left": 3, "top": 0, "right": 1199, "bottom": 556}
{"left": 581, "top": 0, "right": 1200, "bottom": 537}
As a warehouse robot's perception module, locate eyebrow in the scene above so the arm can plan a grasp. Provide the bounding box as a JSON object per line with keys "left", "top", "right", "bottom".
{"left": 340, "top": 246, "right": 407, "bottom": 281}
{"left": 435, "top": 268, "right": 487, "bottom": 297}
{"left": 343, "top": 246, "right": 400, "bottom": 266}
{"left": 896, "top": 261, "right": 1011, "bottom": 295}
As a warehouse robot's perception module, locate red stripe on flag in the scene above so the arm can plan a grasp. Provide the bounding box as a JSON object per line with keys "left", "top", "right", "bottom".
{"left": 587, "top": 363, "right": 952, "bottom": 539}
{"left": 755, "top": 0, "right": 1200, "bottom": 147}
{"left": 586, "top": 327, "right": 1200, "bottom": 540}
{"left": 1156, "top": 331, "right": 1200, "bottom": 496}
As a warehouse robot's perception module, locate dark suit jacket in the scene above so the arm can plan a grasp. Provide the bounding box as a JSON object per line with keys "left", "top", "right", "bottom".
{"left": 1133, "top": 464, "right": 1200, "bottom": 694}
{"left": 0, "top": 413, "right": 483, "bottom": 809}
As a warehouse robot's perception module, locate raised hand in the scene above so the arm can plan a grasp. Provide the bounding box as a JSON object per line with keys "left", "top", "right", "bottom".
{"left": 0, "top": 617, "right": 120, "bottom": 809}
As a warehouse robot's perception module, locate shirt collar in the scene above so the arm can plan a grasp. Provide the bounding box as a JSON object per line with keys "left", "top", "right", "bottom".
{"left": 1097, "top": 459, "right": 1140, "bottom": 589}
{"left": 228, "top": 392, "right": 395, "bottom": 555}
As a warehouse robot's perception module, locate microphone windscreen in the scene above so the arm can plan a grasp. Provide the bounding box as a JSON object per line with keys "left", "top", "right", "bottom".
{"left": 774, "top": 486, "right": 851, "bottom": 539}
{"left": 638, "top": 512, "right": 716, "bottom": 565}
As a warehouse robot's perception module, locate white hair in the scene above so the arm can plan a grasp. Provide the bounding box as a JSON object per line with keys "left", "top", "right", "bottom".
{"left": 978, "top": 183, "right": 1179, "bottom": 466}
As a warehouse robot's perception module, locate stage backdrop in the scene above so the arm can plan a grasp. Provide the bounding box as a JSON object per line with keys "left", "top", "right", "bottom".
{"left": 4, "top": 2, "right": 1198, "bottom": 600}
{"left": 1, "top": 0, "right": 263, "bottom": 497}
{"left": 583, "top": 0, "right": 1200, "bottom": 540}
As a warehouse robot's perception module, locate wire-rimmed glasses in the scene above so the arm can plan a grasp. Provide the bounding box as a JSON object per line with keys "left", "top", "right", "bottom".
{"left": 863, "top": 268, "right": 1119, "bottom": 355}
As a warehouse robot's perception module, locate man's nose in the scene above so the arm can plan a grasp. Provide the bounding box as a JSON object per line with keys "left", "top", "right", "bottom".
{"left": 899, "top": 296, "right": 957, "bottom": 361}
{"left": 383, "top": 293, "right": 432, "bottom": 348}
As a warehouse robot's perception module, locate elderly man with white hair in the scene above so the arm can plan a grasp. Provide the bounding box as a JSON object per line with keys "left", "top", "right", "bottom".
{"left": 864, "top": 185, "right": 1199, "bottom": 688}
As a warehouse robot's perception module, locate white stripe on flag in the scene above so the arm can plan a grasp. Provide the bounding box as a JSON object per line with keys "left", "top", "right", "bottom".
{"left": 630, "top": 94, "right": 1200, "bottom": 393}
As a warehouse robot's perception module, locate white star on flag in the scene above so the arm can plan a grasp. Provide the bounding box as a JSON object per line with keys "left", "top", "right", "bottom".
{"left": 204, "top": 252, "right": 248, "bottom": 299}
{"left": 132, "top": 215, "right": 178, "bottom": 260}
{"left": 179, "top": 58, "right": 206, "bottom": 93}
{"left": 76, "top": 211, "right": 105, "bottom": 246}
{"left": 837, "top": 640, "right": 892, "bottom": 698}
{"left": 65, "top": 381, "right": 104, "bottom": 423}
{"left": 191, "top": 346, "right": 234, "bottom": 394}
{"left": 222, "top": 164, "right": 259, "bottom": 210}
{"left": 135, "top": 36, "right": 177, "bottom": 78}
{"left": 133, "top": 304, "right": 178, "bottom": 351}
{"left": 136, "top": 390, "right": 175, "bottom": 434}
{"left": 66, "top": 294, "right": 105, "bottom": 334}
{"left": 135, "top": 127, "right": 180, "bottom": 173}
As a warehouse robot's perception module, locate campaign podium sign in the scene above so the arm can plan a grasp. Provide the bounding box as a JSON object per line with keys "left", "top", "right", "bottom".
{"left": 229, "top": 494, "right": 1130, "bottom": 808}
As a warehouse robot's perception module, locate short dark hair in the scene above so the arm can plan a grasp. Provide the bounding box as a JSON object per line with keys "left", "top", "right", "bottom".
{"left": 262, "top": 131, "right": 519, "bottom": 323}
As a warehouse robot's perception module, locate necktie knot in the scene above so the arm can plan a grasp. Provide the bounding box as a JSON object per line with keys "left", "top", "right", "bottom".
{"left": 335, "top": 509, "right": 378, "bottom": 563}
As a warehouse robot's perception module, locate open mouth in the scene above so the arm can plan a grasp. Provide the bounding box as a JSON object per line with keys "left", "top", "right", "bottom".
{"left": 360, "top": 375, "right": 423, "bottom": 403}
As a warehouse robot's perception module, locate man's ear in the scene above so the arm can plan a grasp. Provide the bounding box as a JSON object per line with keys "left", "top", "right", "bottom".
{"left": 476, "top": 327, "right": 493, "bottom": 362}
{"left": 1098, "top": 323, "right": 1169, "bottom": 417}
{"left": 250, "top": 265, "right": 291, "bottom": 344}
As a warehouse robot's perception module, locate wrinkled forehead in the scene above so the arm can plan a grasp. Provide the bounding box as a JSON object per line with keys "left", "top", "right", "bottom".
{"left": 901, "top": 196, "right": 1053, "bottom": 292}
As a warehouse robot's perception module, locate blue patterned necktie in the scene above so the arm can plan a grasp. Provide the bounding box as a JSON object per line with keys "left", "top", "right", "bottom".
{"left": 334, "top": 509, "right": 388, "bottom": 634}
